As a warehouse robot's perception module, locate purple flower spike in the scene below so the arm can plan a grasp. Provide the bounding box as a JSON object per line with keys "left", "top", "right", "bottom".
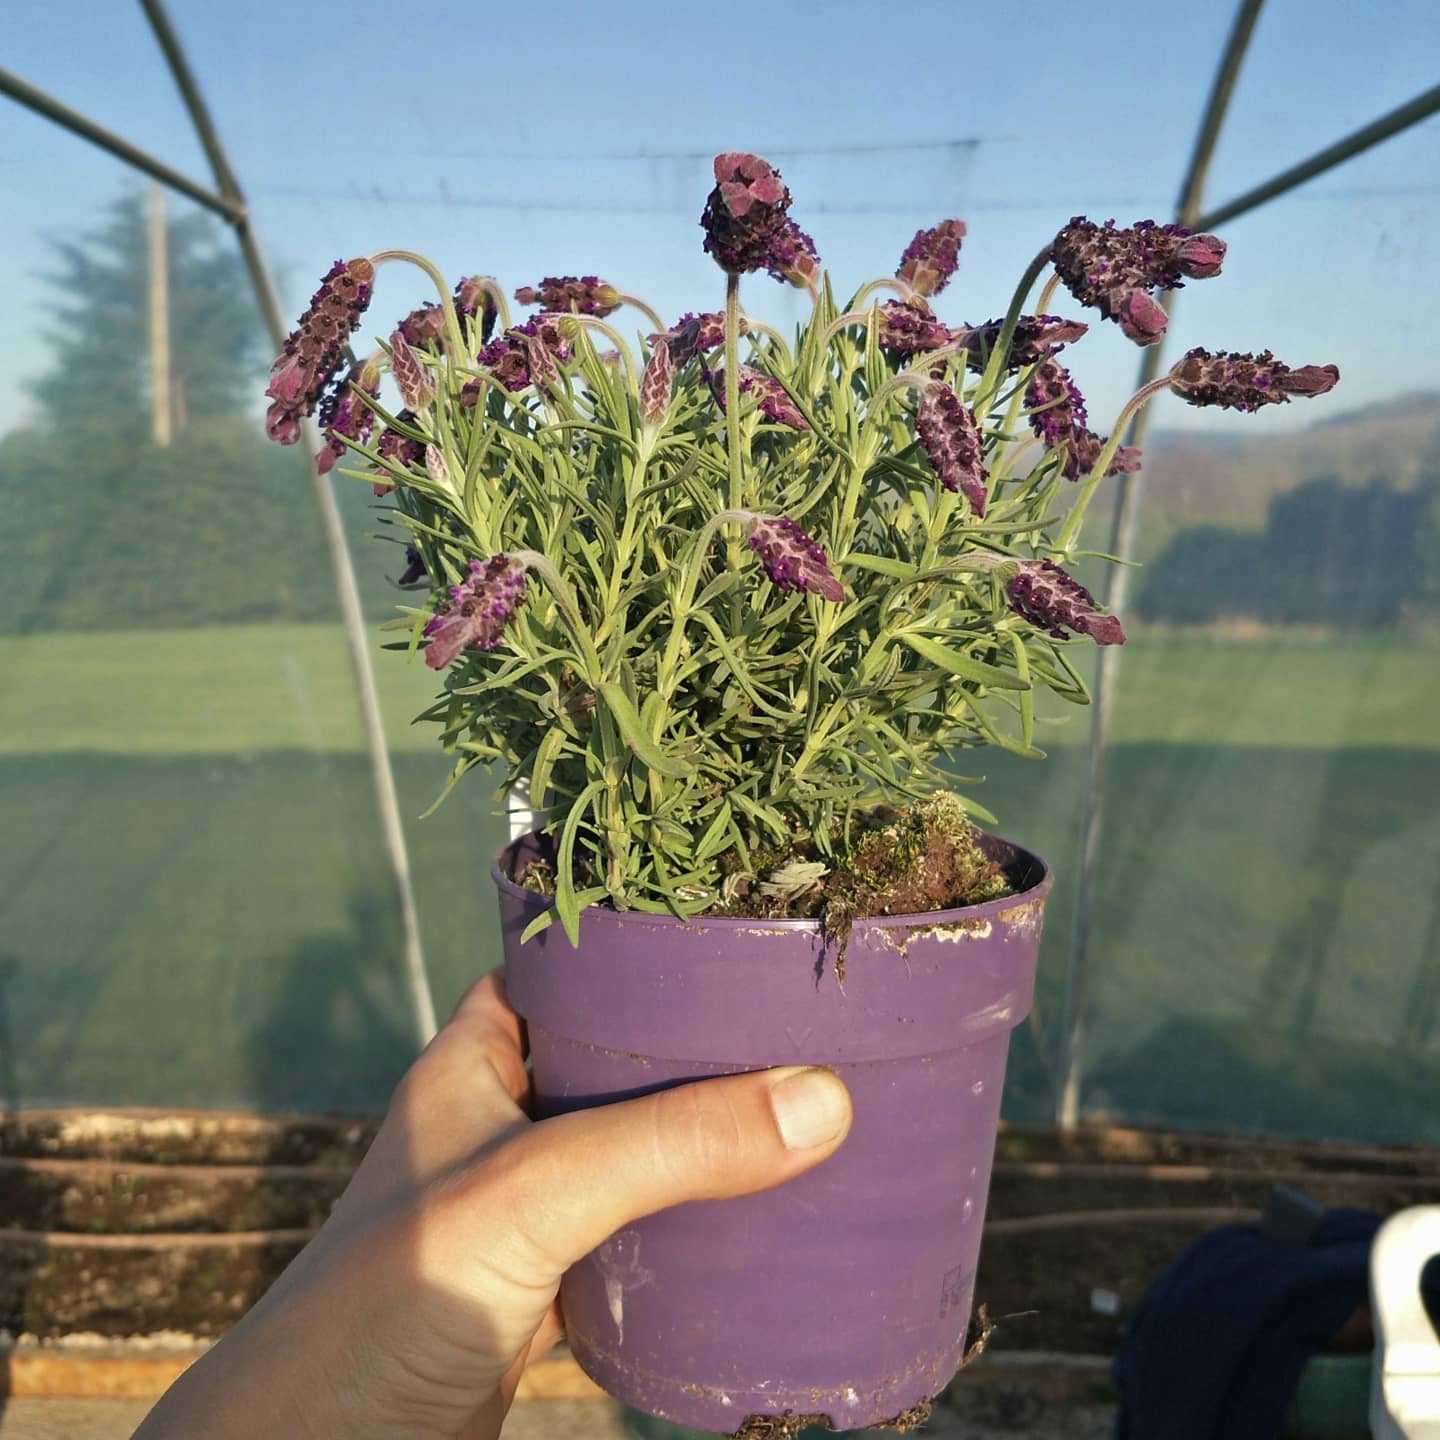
{"left": 514, "top": 275, "right": 622, "bottom": 317}
{"left": 1283, "top": 364, "right": 1343, "bottom": 396}
{"left": 956, "top": 315, "right": 1089, "bottom": 372}
{"left": 877, "top": 297, "right": 952, "bottom": 358}
{"left": 1008, "top": 559, "right": 1125, "bottom": 646}
{"left": 1116, "top": 289, "right": 1169, "bottom": 347}
{"left": 377, "top": 410, "right": 425, "bottom": 470}
{"left": 478, "top": 317, "right": 571, "bottom": 393}
{"left": 454, "top": 276, "right": 499, "bottom": 342}
{"left": 265, "top": 257, "right": 375, "bottom": 444}
{"left": 398, "top": 302, "right": 446, "bottom": 349}
{"left": 1051, "top": 217, "right": 1226, "bottom": 346}
{"left": 1070, "top": 429, "right": 1142, "bottom": 480}
{"left": 422, "top": 555, "right": 529, "bottom": 669}
{"left": 701, "top": 152, "right": 792, "bottom": 274}
{"left": 1168, "top": 348, "right": 1340, "bottom": 412}
{"left": 649, "top": 312, "right": 725, "bottom": 369}
{"left": 374, "top": 412, "right": 424, "bottom": 495}
{"left": 748, "top": 516, "right": 844, "bottom": 602}
{"left": 897, "top": 218, "right": 967, "bottom": 297}
{"left": 314, "top": 356, "right": 381, "bottom": 477}
{"left": 390, "top": 330, "right": 435, "bottom": 412}
{"left": 1026, "top": 360, "right": 1089, "bottom": 450}
{"left": 916, "top": 383, "right": 989, "bottom": 517}
{"left": 1026, "top": 360, "right": 1137, "bottom": 480}
{"left": 1176, "top": 233, "right": 1227, "bottom": 278}
{"left": 525, "top": 333, "right": 559, "bottom": 388}
{"left": 397, "top": 545, "right": 428, "bottom": 588}
{"left": 765, "top": 220, "right": 821, "bottom": 296}
{"left": 708, "top": 366, "right": 810, "bottom": 430}
{"left": 641, "top": 338, "right": 673, "bottom": 424}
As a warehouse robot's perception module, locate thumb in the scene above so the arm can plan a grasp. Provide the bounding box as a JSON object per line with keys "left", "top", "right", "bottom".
{"left": 473, "top": 1066, "right": 852, "bottom": 1282}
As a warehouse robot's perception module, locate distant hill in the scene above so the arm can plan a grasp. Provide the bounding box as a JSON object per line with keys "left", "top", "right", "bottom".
{"left": 1140, "top": 391, "right": 1439, "bottom": 530}
{"left": 1132, "top": 391, "right": 1440, "bottom": 628}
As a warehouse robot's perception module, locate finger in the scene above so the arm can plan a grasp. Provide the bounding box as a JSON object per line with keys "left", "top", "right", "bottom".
{"left": 526, "top": 1300, "right": 565, "bottom": 1359}
{"left": 437, "top": 970, "right": 531, "bottom": 1105}
{"left": 466, "top": 1065, "right": 852, "bottom": 1283}
{"left": 388, "top": 973, "right": 529, "bottom": 1128}
{"left": 334, "top": 974, "right": 531, "bottom": 1216}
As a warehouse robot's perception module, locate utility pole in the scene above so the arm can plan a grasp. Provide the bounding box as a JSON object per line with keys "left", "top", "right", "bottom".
{"left": 147, "top": 179, "right": 172, "bottom": 447}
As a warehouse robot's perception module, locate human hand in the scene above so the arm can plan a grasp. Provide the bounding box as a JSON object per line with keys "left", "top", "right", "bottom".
{"left": 135, "top": 972, "right": 852, "bottom": 1440}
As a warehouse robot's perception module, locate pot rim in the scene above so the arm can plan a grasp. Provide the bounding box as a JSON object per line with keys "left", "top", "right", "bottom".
{"left": 490, "top": 827, "right": 1052, "bottom": 935}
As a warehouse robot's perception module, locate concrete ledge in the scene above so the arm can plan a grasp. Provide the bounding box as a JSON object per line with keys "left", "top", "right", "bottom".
{"left": 3, "top": 1346, "right": 206, "bottom": 1399}
{"left": 515, "top": 1354, "right": 608, "bottom": 1402}
{"left": 0, "top": 1342, "right": 605, "bottom": 1402}
{"left": 2, "top": 1339, "right": 1105, "bottom": 1405}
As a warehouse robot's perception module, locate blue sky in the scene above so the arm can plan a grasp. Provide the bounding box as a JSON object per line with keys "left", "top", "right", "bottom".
{"left": 4, "top": 0, "right": 1438, "bottom": 439}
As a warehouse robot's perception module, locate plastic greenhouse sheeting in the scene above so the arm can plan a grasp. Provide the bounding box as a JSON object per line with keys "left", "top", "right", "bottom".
{"left": 1, "top": 0, "right": 1437, "bottom": 1140}
{"left": 0, "top": 148, "right": 504, "bottom": 1114}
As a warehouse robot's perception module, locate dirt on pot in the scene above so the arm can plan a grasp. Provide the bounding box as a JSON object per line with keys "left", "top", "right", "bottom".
{"left": 731, "top": 1399, "right": 932, "bottom": 1439}
{"left": 724, "top": 1306, "right": 996, "bottom": 1438}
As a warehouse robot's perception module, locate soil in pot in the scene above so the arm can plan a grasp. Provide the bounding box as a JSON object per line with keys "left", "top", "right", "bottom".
{"left": 516, "top": 792, "right": 1019, "bottom": 980}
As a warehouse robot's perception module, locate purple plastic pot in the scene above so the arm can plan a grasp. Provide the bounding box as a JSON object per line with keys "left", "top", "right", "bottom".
{"left": 497, "top": 832, "right": 1051, "bottom": 1434}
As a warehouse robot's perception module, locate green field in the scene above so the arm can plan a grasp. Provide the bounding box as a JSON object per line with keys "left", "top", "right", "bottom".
{"left": 3, "top": 625, "right": 1435, "bottom": 755}
{"left": 1, "top": 625, "right": 1437, "bottom": 1140}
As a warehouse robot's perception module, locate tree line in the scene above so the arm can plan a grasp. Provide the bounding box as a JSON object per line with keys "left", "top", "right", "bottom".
{"left": 1137, "top": 468, "right": 1440, "bottom": 629}
{"left": 5, "top": 192, "right": 1436, "bottom": 635}
{"left": 0, "top": 192, "right": 403, "bottom": 634}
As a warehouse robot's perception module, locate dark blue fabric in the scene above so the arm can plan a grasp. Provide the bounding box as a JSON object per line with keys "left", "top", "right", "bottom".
{"left": 1113, "top": 1208, "right": 1379, "bottom": 1440}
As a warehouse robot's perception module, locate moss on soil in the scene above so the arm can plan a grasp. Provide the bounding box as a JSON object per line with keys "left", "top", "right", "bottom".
{"left": 711, "top": 793, "right": 1011, "bottom": 923}
{"left": 515, "top": 792, "right": 1016, "bottom": 980}
{"left": 519, "top": 794, "right": 1013, "bottom": 921}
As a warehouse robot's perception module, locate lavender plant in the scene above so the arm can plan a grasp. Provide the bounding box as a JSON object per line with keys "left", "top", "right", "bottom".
{"left": 265, "top": 154, "right": 1338, "bottom": 944}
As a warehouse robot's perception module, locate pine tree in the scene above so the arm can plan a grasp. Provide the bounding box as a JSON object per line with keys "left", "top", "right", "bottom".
{"left": 26, "top": 189, "right": 264, "bottom": 436}
{"left": 0, "top": 188, "right": 405, "bottom": 632}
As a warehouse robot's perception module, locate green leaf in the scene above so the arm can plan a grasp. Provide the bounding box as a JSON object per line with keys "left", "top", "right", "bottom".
{"left": 520, "top": 887, "right": 610, "bottom": 944}
{"left": 1009, "top": 633, "right": 1034, "bottom": 749}
{"left": 528, "top": 723, "right": 572, "bottom": 812}
{"left": 633, "top": 452, "right": 702, "bottom": 503}
{"left": 688, "top": 610, "right": 797, "bottom": 719}
{"left": 543, "top": 420, "right": 640, "bottom": 454}
{"left": 694, "top": 801, "right": 734, "bottom": 862}
{"left": 1038, "top": 642, "right": 1093, "bottom": 703}
{"left": 845, "top": 553, "right": 915, "bottom": 580}
{"left": 897, "top": 633, "right": 1031, "bottom": 690}
{"left": 451, "top": 652, "right": 560, "bottom": 695}
{"left": 729, "top": 789, "right": 790, "bottom": 841}
{"left": 418, "top": 753, "right": 484, "bottom": 820}
{"left": 596, "top": 682, "right": 689, "bottom": 778}
{"left": 967, "top": 695, "right": 1047, "bottom": 759}
{"left": 693, "top": 570, "right": 746, "bottom": 611}
{"left": 953, "top": 792, "right": 1000, "bottom": 826}
{"left": 553, "top": 782, "right": 605, "bottom": 946}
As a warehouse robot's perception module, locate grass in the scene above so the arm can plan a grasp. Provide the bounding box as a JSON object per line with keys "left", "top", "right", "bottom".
{"left": 0, "top": 625, "right": 444, "bottom": 757}
{"left": 1, "top": 625, "right": 1435, "bottom": 755}
{"left": 0, "top": 751, "right": 505, "bottom": 1112}
{"left": 1, "top": 624, "right": 1437, "bottom": 1139}
{"left": 984, "top": 741, "right": 1440, "bottom": 1142}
